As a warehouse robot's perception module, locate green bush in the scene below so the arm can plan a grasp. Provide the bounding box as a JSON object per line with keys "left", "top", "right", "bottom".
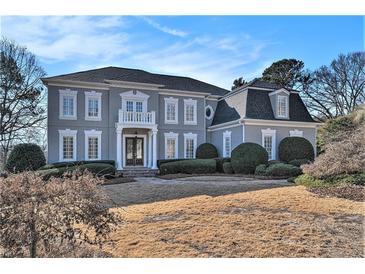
{"left": 288, "top": 158, "right": 311, "bottom": 167}
{"left": 265, "top": 163, "right": 302, "bottom": 177}
{"left": 222, "top": 162, "right": 234, "bottom": 174}
{"left": 196, "top": 143, "right": 218, "bottom": 159}
{"left": 268, "top": 160, "right": 284, "bottom": 166}
{"left": 278, "top": 137, "right": 314, "bottom": 162}
{"left": 231, "top": 143, "right": 268, "bottom": 174}
{"left": 157, "top": 159, "right": 185, "bottom": 169}
{"left": 296, "top": 173, "right": 365, "bottom": 187}
{"left": 38, "top": 163, "right": 116, "bottom": 180}
{"left": 6, "top": 143, "right": 46, "bottom": 173}
{"left": 254, "top": 164, "right": 268, "bottom": 176}
{"left": 214, "top": 157, "right": 231, "bottom": 173}
{"left": 160, "top": 159, "right": 216, "bottom": 175}
{"left": 38, "top": 160, "right": 115, "bottom": 170}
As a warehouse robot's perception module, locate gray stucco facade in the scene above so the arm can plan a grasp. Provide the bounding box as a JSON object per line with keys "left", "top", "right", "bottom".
{"left": 44, "top": 67, "right": 319, "bottom": 169}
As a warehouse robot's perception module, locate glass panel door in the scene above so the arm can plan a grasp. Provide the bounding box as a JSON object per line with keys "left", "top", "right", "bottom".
{"left": 125, "top": 137, "right": 144, "bottom": 166}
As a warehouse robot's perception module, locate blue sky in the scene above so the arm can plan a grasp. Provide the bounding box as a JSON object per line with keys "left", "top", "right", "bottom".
{"left": 1, "top": 16, "right": 363, "bottom": 89}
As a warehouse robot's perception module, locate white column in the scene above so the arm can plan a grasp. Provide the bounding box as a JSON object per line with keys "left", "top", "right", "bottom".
{"left": 151, "top": 128, "right": 158, "bottom": 169}
{"left": 148, "top": 130, "right": 152, "bottom": 168}
{"left": 116, "top": 128, "right": 123, "bottom": 170}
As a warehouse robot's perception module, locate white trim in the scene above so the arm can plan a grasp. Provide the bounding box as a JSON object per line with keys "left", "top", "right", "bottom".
{"left": 159, "top": 91, "right": 206, "bottom": 98}
{"left": 242, "top": 118, "right": 320, "bottom": 128}
{"left": 59, "top": 89, "right": 77, "bottom": 120}
{"left": 277, "top": 95, "right": 289, "bottom": 118}
{"left": 84, "top": 91, "right": 102, "bottom": 121}
{"left": 120, "top": 90, "right": 149, "bottom": 112}
{"left": 184, "top": 98, "right": 197, "bottom": 125}
{"left": 183, "top": 132, "right": 197, "bottom": 159}
{"left": 269, "top": 88, "right": 290, "bottom": 96}
{"left": 84, "top": 130, "right": 102, "bottom": 160}
{"left": 205, "top": 105, "right": 214, "bottom": 120}
{"left": 289, "top": 129, "right": 304, "bottom": 137}
{"left": 242, "top": 123, "right": 245, "bottom": 143}
{"left": 58, "top": 129, "right": 77, "bottom": 162}
{"left": 164, "top": 97, "right": 179, "bottom": 124}
{"left": 261, "top": 128, "right": 276, "bottom": 160}
{"left": 164, "top": 132, "right": 179, "bottom": 159}
{"left": 45, "top": 80, "right": 109, "bottom": 90}
{"left": 122, "top": 134, "right": 147, "bottom": 168}
{"left": 223, "top": 130, "right": 232, "bottom": 157}
{"left": 207, "top": 122, "right": 241, "bottom": 132}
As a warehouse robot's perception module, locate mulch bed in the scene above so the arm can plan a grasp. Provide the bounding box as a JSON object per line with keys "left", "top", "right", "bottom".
{"left": 309, "top": 185, "right": 365, "bottom": 202}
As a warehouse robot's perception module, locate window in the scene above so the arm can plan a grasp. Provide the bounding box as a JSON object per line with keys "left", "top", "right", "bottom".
{"left": 277, "top": 95, "right": 288, "bottom": 118}
{"left": 223, "top": 131, "right": 232, "bottom": 157}
{"left": 84, "top": 130, "right": 102, "bottom": 160}
{"left": 59, "top": 129, "right": 77, "bottom": 161}
{"left": 125, "top": 100, "right": 143, "bottom": 112}
{"left": 261, "top": 128, "right": 276, "bottom": 160}
{"left": 205, "top": 105, "right": 214, "bottom": 120}
{"left": 136, "top": 101, "right": 143, "bottom": 112}
{"left": 184, "top": 133, "right": 197, "bottom": 159}
{"left": 164, "top": 132, "right": 178, "bottom": 159}
{"left": 164, "top": 97, "right": 178, "bottom": 124}
{"left": 126, "top": 101, "right": 134, "bottom": 112}
{"left": 289, "top": 129, "right": 303, "bottom": 137}
{"left": 85, "top": 91, "right": 102, "bottom": 121}
{"left": 59, "top": 89, "right": 77, "bottom": 120}
{"left": 120, "top": 90, "right": 149, "bottom": 114}
{"left": 184, "top": 99, "right": 197, "bottom": 125}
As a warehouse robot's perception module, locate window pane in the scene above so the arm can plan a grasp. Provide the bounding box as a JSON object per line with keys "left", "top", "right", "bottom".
{"left": 278, "top": 97, "right": 287, "bottom": 117}
{"left": 88, "top": 99, "right": 99, "bottom": 117}
{"left": 136, "top": 101, "right": 143, "bottom": 112}
{"left": 224, "top": 136, "right": 231, "bottom": 157}
{"left": 185, "top": 138, "right": 194, "bottom": 159}
{"left": 185, "top": 104, "right": 195, "bottom": 122}
{"left": 264, "top": 135, "right": 272, "bottom": 160}
{"left": 88, "top": 137, "right": 98, "bottom": 159}
{"left": 166, "top": 138, "right": 176, "bottom": 159}
{"left": 63, "top": 136, "right": 74, "bottom": 159}
{"left": 167, "top": 103, "right": 176, "bottom": 121}
{"left": 126, "top": 101, "right": 133, "bottom": 112}
{"left": 63, "top": 97, "right": 74, "bottom": 116}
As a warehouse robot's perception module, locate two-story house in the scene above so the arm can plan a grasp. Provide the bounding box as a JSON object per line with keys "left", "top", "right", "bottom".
{"left": 42, "top": 66, "right": 318, "bottom": 172}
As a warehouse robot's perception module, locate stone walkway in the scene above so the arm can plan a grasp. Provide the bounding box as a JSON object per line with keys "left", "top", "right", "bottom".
{"left": 102, "top": 176, "right": 291, "bottom": 207}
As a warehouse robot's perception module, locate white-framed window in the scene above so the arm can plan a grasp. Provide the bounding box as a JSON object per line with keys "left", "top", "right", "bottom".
{"left": 59, "top": 89, "right": 77, "bottom": 120}
{"left": 277, "top": 95, "right": 288, "bottom": 118}
{"left": 289, "top": 129, "right": 303, "bottom": 137}
{"left": 184, "top": 133, "right": 197, "bottom": 159}
{"left": 205, "top": 105, "right": 214, "bottom": 120}
{"left": 58, "top": 129, "right": 77, "bottom": 161}
{"left": 84, "top": 130, "right": 102, "bottom": 160}
{"left": 85, "top": 91, "right": 102, "bottom": 121}
{"left": 184, "top": 99, "right": 197, "bottom": 125}
{"left": 164, "top": 97, "right": 178, "bottom": 124}
{"left": 164, "top": 132, "right": 178, "bottom": 159}
{"left": 120, "top": 90, "right": 149, "bottom": 112}
{"left": 261, "top": 128, "right": 276, "bottom": 160}
{"left": 223, "top": 130, "right": 232, "bottom": 157}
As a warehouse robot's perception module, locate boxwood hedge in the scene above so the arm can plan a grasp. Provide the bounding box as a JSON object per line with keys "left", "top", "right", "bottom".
{"left": 196, "top": 143, "right": 218, "bottom": 159}
{"left": 6, "top": 143, "right": 46, "bottom": 173}
{"left": 159, "top": 159, "right": 216, "bottom": 175}
{"left": 231, "top": 143, "right": 268, "bottom": 174}
{"left": 278, "top": 137, "right": 314, "bottom": 162}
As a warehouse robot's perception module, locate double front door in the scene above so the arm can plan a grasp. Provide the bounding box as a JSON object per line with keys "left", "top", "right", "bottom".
{"left": 126, "top": 137, "right": 144, "bottom": 166}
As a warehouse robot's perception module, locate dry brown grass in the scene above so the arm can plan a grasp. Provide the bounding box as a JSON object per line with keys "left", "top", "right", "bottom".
{"left": 103, "top": 186, "right": 364, "bottom": 258}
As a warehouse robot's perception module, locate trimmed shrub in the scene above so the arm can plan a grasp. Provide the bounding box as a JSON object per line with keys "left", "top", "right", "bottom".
{"left": 157, "top": 159, "right": 185, "bottom": 169}
{"left": 6, "top": 143, "right": 46, "bottom": 173}
{"left": 268, "top": 160, "right": 284, "bottom": 166}
{"left": 231, "top": 143, "right": 268, "bottom": 174}
{"left": 278, "top": 137, "right": 314, "bottom": 162}
{"left": 196, "top": 143, "right": 218, "bottom": 159}
{"left": 222, "top": 162, "right": 234, "bottom": 174}
{"left": 214, "top": 157, "right": 231, "bottom": 173}
{"left": 38, "top": 163, "right": 116, "bottom": 180}
{"left": 265, "top": 163, "right": 302, "bottom": 177}
{"left": 38, "top": 160, "right": 115, "bottom": 170}
{"left": 254, "top": 164, "right": 268, "bottom": 176}
{"left": 288, "top": 158, "right": 311, "bottom": 167}
{"left": 295, "top": 173, "right": 365, "bottom": 187}
{"left": 160, "top": 159, "right": 216, "bottom": 175}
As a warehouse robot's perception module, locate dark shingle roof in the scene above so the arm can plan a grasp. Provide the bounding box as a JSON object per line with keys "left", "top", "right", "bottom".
{"left": 42, "top": 66, "right": 229, "bottom": 96}
{"left": 211, "top": 87, "right": 315, "bottom": 126}
{"left": 226, "top": 78, "right": 297, "bottom": 94}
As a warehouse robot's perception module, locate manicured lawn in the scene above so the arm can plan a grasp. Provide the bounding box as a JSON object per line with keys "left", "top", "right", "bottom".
{"left": 103, "top": 185, "right": 364, "bottom": 257}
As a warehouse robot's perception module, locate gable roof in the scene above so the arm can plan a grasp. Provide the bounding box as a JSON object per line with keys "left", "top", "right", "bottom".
{"left": 42, "top": 66, "right": 229, "bottom": 96}
{"left": 211, "top": 87, "right": 315, "bottom": 126}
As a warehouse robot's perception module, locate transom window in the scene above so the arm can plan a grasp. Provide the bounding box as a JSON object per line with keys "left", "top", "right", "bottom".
{"left": 59, "top": 129, "right": 77, "bottom": 161}
{"left": 59, "top": 89, "right": 77, "bottom": 120}
{"left": 184, "top": 133, "right": 197, "bottom": 159}
{"left": 223, "top": 131, "right": 232, "bottom": 157}
{"left": 184, "top": 99, "right": 197, "bottom": 125}
{"left": 85, "top": 130, "right": 102, "bottom": 160}
{"left": 277, "top": 95, "right": 288, "bottom": 118}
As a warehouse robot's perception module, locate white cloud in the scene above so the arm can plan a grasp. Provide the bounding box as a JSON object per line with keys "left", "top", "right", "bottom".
{"left": 141, "top": 17, "right": 188, "bottom": 37}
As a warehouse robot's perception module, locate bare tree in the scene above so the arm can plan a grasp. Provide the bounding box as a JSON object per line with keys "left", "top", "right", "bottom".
{"left": 0, "top": 37, "right": 46, "bottom": 170}
{"left": 299, "top": 52, "right": 365, "bottom": 121}
{"left": 0, "top": 171, "right": 120, "bottom": 258}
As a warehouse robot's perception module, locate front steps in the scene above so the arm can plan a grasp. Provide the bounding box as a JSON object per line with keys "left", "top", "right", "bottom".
{"left": 118, "top": 167, "right": 159, "bottom": 177}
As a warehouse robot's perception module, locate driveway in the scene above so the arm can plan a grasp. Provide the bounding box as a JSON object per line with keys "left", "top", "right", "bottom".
{"left": 102, "top": 176, "right": 291, "bottom": 207}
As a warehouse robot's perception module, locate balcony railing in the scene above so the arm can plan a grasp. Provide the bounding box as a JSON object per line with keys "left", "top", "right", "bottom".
{"left": 118, "top": 110, "right": 156, "bottom": 125}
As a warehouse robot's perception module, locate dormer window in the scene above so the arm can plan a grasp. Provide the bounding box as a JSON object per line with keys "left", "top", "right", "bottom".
{"left": 277, "top": 95, "right": 288, "bottom": 118}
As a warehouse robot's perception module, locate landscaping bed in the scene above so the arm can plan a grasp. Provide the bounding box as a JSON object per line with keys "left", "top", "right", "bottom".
{"left": 308, "top": 185, "right": 365, "bottom": 202}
